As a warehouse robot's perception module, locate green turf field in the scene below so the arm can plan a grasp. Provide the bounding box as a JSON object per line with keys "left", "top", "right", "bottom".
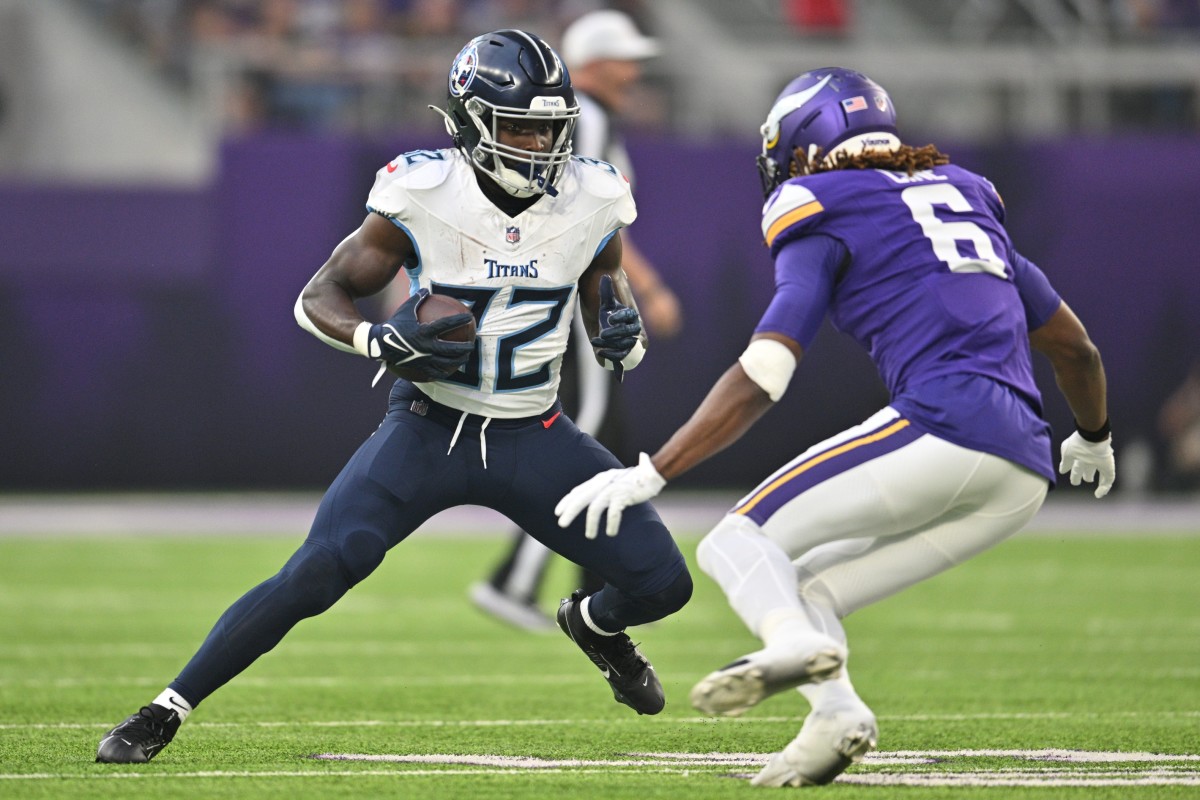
{"left": 1, "top": 528, "right": 1198, "bottom": 798}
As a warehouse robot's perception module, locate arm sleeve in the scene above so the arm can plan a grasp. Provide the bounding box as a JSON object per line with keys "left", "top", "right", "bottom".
{"left": 1010, "top": 250, "right": 1062, "bottom": 331}
{"left": 753, "top": 234, "right": 846, "bottom": 350}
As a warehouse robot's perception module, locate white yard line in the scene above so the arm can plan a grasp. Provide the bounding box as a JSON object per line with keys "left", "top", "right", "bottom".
{"left": 5, "top": 749, "right": 1200, "bottom": 786}
{"left": 6, "top": 711, "right": 1200, "bottom": 731}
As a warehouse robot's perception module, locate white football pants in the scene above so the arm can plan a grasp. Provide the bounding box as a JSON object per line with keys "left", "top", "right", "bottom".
{"left": 696, "top": 407, "right": 1049, "bottom": 642}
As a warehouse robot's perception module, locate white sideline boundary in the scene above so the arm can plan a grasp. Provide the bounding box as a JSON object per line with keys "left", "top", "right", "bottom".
{"left": 1, "top": 491, "right": 1198, "bottom": 537}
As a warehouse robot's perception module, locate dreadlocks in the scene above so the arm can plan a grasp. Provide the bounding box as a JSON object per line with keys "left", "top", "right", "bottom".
{"left": 792, "top": 143, "right": 950, "bottom": 178}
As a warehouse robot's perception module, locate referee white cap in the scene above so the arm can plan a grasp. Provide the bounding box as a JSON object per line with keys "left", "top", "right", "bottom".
{"left": 561, "top": 10, "right": 660, "bottom": 69}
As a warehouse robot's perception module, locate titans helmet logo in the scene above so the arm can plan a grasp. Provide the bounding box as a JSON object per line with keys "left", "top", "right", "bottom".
{"left": 449, "top": 44, "right": 479, "bottom": 97}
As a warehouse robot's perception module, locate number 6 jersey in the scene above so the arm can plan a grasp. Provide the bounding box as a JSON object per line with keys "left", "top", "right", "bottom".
{"left": 367, "top": 148, "right": 635, "bottom": 418}
{"left": 757, "top": 164, "right": 1063, "bottom": 483}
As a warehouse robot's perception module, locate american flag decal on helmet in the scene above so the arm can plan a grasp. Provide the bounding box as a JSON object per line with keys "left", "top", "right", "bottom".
{"left": 841, "top": 96, "right": 867, "bottom": 113}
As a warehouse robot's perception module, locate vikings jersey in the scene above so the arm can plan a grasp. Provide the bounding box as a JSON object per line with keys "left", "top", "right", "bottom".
{"left": 758, "top": 165, "right": 1062, "bottom": 482}
{"left": 367, "top": 148, "right": 635, "bottom": 418}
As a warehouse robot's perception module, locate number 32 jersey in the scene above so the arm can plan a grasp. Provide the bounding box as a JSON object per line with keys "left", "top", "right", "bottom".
{"left": 760, "top": 165, "right": 1062, "bottom": 482}
{"left": 367, "top": 149, "right": 634, "bottom": 418}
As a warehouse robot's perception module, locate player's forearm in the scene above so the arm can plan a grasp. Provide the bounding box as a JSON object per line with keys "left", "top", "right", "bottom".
{"left": 1052, "top": 350, "right": 1108, "bottom": 433}
{"left": 1029, "top": 302, "right": 1108, "bottom": 432}
{"left": 650, "top": 365, "right": 774, "bottom": 481}
{"left": 296, "top": 278, "right": 368, "bottom": 353}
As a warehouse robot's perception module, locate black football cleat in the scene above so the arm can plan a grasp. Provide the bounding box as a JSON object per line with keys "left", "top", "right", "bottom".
{"left": 557, "top": 590, "right": 665, "bottom": 715}
{"left": 96, "top": 704, "right": 181, "bottom": 763}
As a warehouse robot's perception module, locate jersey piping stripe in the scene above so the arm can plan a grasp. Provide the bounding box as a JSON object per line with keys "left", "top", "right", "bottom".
{"left": 734, "top": 418, "right": 912, "bottom": 516}
{"left": 765, "top": 200, "right": 825, "bottom": 247}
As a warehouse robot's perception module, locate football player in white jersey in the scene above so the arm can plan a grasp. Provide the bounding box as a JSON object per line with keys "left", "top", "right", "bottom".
{"left": 96, "top": 30, "right": 692, "bottom": 765}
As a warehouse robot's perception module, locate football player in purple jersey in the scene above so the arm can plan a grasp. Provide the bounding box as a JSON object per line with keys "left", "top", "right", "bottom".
{"left": 557, "top": 68, "right": 1115, "bottom": 786}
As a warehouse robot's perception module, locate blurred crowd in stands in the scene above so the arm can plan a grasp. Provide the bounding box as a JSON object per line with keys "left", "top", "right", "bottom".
{"left": 75, "top": 0, "right": 660, "bottom": 133}
{"left": 75, "top": 0, "right": 1199, "bottom": 134}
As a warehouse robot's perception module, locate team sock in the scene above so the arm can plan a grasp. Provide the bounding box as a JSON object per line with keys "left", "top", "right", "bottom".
{"left": 152, "top": 688, "right": 193, "bottom": 722}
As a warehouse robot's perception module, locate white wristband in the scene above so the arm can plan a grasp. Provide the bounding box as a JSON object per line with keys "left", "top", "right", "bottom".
{"left": 604, "top": 339, "right": 646, "bottom": 372}
{"left": 352, "top": 321, "right": 374, "bottom": 357}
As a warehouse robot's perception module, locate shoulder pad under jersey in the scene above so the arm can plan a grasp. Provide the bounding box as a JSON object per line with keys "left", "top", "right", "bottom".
{"left": 761, "top": 179, "right": 826, "bottom": 249}
{"left": 367, "top": 148, "right": 457, "bottom": 218}
{"left": 569, "top": 156, "right": 636, "bottom": 227}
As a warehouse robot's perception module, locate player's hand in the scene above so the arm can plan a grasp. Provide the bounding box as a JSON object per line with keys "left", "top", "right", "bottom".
{"left": 556, "top": 453, "right": 666, "bottom": 539}
{"left": 591, "top": 274, "right": 642, "bottom": 380}
{"left": 367, "top": 289, "right": 474, "bottom": 380}
{"left": 1058, "top": 431, "right": 1115, "bottom": 499}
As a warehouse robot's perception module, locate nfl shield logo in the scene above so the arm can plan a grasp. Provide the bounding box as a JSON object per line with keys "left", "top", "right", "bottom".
{"left": 505, "top": 226, "right": 521, "bottom": 244}
{"left": 874, "top": 94, "right": 889, "bottom": 112}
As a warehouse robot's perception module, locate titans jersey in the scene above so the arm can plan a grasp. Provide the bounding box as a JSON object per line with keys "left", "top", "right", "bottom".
{"left": 760, "top": 165, "right": 1061, "bottom": 481}
{"left": 367, "top": 149, "right": 635, "bottom": 418}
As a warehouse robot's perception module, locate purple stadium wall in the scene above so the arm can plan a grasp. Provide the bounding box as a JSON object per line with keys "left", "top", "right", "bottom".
{"left": 1, "top": 133, "right": 1198, "bottom": 493}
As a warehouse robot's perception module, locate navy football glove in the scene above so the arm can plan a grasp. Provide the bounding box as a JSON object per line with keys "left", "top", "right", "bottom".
{"left": 591, "top": 274, "right": 642, "bottom": 381}
{"left": 367, "top": 289, "right": 474, "bottom": 381}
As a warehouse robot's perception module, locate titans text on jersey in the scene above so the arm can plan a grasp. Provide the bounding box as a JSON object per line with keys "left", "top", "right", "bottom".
{"left": 366, "top": 147, "right": 635, "bottom": 417}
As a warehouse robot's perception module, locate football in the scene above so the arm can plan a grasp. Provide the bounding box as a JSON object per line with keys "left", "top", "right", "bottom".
{"left": 418, "top": 293, "right": 476, "bottom": 343}
{"left": 387, "top": 293, "right": 476, "bottom": 382}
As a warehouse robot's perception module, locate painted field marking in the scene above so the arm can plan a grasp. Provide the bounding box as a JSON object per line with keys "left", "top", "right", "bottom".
{"left": 308, "top": 749, "right": 1200, "bottom": 787}
{"left": 5, "top": 751, "right": 1200, "bottom": 785}
{"left": 7, "top": 710, "right": 1200, "bottom": 731}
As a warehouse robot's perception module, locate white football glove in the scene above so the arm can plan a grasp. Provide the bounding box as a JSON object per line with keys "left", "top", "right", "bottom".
{"left": 556, "top": 453, "right": 666, "bottom": 539}
{"left": 1058, "top": 431, "right": 1115, "bottom": 499}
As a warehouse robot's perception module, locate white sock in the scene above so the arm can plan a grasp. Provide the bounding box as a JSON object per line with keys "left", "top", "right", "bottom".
{"left": 153, "top": 688, "right": 193, "bottom": 722}
{"left": 760, "top": 608, "right": 824, "bottom": 649}
{"left": 799, "top": 669, "right": 863, "bottom": 711}
{"left": 580, "top": 596, "right": 617, "bottom": 636}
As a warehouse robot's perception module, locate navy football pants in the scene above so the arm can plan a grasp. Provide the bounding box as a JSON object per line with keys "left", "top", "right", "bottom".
{"left": 170, "top": 381, "right": 691, "bottom": 706}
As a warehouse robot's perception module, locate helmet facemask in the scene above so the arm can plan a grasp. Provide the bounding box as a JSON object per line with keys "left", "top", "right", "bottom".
{"left": 452, "top": 96, "right": 578, "bottom": 198}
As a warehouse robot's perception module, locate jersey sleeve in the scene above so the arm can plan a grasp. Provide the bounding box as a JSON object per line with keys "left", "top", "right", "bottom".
{"left": 574, "top": 156, "right": 637, "bottom": 234}
{"left": 1010, "top": 250, "right": 1062, "bottom": 331}
{"left": 365, "top": 149, "right": 453, "bottom": 221}
{"left": 754, "top": 234, "right": 845, "bottom": 350}
{"left": 366, "top": 161, "right": 409, "bottom": 220}
{"left": 761, "top": 180, "right": 829, "bottom": 256}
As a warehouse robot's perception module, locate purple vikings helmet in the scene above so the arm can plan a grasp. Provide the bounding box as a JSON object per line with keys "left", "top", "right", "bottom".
{"left": 757, "top": 68, "right": 900, "bottom": 197}
{"left": 435, "top": 30, "right": 579, "bottom": 198}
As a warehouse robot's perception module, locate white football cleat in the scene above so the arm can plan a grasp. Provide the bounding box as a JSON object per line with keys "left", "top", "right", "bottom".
{"left": 750, "top": 701, "right": 878, "bottom": 787}
{"left": 468, "top": 582, "right": 555, "bottom": 632}
{"left": 689, "top": 633, "right": 846, "bottom": 717}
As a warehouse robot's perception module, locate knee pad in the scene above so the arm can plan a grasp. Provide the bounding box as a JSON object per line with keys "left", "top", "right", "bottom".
{"left": 642, "top": 567, "right": 693, "bottom": 617}
{"left": 271, "top": 544, "right": 346, "bottom": 617}
{"left": 591, "top": 566, "right": 693, "bottom": 629}
{"left": 279, "top": 533, "right": 387, "bottom": 617}
{"left": 696, "top": 513, "right": 769, "bottom": 578}
{"left": 334, "top": 529, "right": 389, "bottom": 585}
